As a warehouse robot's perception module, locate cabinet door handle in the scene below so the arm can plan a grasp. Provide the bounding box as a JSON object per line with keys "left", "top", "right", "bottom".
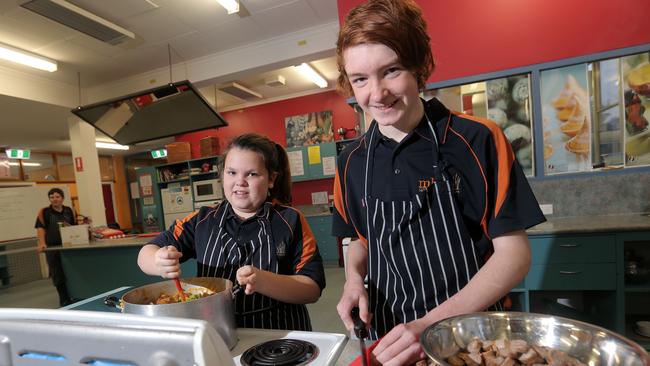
{"left": 559, "top": 270, "right": 582, "bottom": 275}
{"left": 559, "top": 244, "right": 580, "bottom": 248}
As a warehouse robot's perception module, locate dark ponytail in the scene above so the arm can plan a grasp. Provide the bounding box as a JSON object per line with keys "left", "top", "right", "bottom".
{"left": 224, "top": 133, "right": 293, "bottom": 205}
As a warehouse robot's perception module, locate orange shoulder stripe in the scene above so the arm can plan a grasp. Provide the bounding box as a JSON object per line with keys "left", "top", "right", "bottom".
{"left": 451, "top": 111, "right": 515, "bottom": 223}
{"left": 173, "top": 211, "right": 199, "bottom": 240}
{"left": 296, "top": 213, "right": 317, "bottom": 272}
{"left": 333, "top": 169, "right": 347, "bottom": 224}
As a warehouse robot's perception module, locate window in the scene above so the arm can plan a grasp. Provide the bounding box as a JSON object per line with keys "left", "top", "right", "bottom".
{"left": 23, "top": 153, "right": 56, "bottom": 181}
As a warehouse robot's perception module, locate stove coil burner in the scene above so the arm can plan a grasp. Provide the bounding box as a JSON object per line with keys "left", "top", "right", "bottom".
{"left": 240, "top": 339, "right": 319, "bottom": 366}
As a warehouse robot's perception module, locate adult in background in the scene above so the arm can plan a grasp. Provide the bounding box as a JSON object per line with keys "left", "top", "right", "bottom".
{"left": 332, "top": 0, "right": 546, "bottom": 364}
{"left": 35, "top": 188, "right": 76, "bottom": 307}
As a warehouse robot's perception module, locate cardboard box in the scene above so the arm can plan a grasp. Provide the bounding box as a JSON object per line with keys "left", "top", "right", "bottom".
{"left": 200, "top": 136, "right": 220, "bottom": 157}
{"left": 61, "top": 224, "right": 90, "bottom": 246}
{"left": 165, "top": 142, "right": 192, "bottom": 163}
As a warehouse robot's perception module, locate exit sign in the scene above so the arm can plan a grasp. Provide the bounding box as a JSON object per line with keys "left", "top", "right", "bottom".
{"left": 151, "top": 149, "right": 167, "bottom": 159}
{"left": 5, "top": 149, "right": 30, "bottom": 159}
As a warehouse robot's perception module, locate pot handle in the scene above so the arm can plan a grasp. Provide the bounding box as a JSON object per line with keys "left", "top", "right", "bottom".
{"left": 104, "top": 296, "right": 122, "bottom": 309}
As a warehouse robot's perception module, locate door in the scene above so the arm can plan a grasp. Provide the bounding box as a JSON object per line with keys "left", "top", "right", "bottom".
{"left": 102, "top": 183, "right": 116, "bottom": 226}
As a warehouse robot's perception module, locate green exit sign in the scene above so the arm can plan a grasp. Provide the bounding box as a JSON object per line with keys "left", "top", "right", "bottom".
{"left": 6, "top": 149, "right": 30, "bottom": 159}
{"left": 151, "top": 149, "right": 167, "bottom": 159}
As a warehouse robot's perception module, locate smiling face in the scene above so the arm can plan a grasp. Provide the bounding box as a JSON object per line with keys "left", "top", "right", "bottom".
{"left": 343, "top": 43, "right": 423, "bottom": 140}
{"left": 223, "top": 147, "right": 277, "bottom": 219}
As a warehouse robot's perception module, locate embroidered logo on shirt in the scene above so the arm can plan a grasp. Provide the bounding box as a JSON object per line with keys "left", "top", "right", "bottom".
{"left": 418, "top": 177, "right": 436, "bottom": 192}
{"left": 276, "top": 241, "right": 286, "bottom": 258}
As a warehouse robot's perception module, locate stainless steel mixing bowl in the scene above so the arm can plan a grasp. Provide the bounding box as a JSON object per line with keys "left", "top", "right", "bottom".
{"left": 420, "top": 312, "right": 650, "bottom": 366}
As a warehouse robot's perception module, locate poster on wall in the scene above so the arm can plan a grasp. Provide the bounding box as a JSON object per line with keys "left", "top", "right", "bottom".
{"left": 622, "top": 52, "right": 650, "bottom": 167}
{"left": 540, "top": 64, "right": 592, "bottom": 174}
{"left": 486, "top": 74, "right": 534, "bottom": 176}
{"left": 285, "top": 110, "right": 334, "bottom": 147}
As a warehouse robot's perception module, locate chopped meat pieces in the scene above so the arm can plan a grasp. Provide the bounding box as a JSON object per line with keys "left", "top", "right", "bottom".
{"left": 437, "top": 337, "right": 590, "bottom": 366}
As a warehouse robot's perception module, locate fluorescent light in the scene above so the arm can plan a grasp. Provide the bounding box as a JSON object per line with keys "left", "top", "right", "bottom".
{"left": 295, "top": 63, "right": 327, "bottom": 88}
{"left": 0, "top": 42, "right": 57, "bottom": 72}
{"left": 95, "top": 141, "right": 129, "bottom": 150}
{"left": 8, "top": 162, "right": 41, "bottom": 167}
{"left": 216, "top": 0, "right": 239, "bottom": 14}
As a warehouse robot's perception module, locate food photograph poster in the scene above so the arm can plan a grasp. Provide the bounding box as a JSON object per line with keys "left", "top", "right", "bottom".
{"left": 541, "top": 64, "right": 592, "bottom": 174}
{"left": 486, "top": 75, "right": 534, "bottom": 176}
{"left": 622, "top": 52, "right": 650, "bottom": 167}
{"left": 285, "top": 110, "right": 334, "bottom": 147}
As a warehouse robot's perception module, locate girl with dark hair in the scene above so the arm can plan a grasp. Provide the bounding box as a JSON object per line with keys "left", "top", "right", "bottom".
{"left": 138, "top": 133, "right": 325, "bottom": 331}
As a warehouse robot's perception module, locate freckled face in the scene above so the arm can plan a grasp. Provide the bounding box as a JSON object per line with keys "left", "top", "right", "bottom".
{"left": 343, "top": 43, "right": 423, "bottom": 138}
{"left": 223, "top": 147, "right": 276, "bottom": 219}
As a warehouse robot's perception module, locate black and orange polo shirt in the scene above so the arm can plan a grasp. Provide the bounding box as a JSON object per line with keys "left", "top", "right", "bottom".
{"left": 332, "top": 97, "right": 546, "bottom": 252}
{"left": 150, "top": 201, "right": 325, "bottom": 330}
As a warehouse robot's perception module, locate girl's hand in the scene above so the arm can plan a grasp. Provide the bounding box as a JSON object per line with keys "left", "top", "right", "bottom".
{"left": 154, "top": 245, "right": 183, "bottom": 278}
{"left": 371, "top": 319, "right": 428, "bottom": 366}
{"left": 236, "top": 265, "right": 263, "bottom": 294}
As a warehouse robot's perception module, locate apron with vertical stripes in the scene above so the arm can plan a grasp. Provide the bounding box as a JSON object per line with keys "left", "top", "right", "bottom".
{"left": 198, "top": 202, "right": 312, "bottom": 331}
{"left": 363, "top": 113, "right": 501, "bottom": 339}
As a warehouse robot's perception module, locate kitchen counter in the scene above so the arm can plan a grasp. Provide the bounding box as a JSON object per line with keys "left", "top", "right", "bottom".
{"left": 46, "top": 236, "right": 152, "bottom": 251}
{"left": 296, "top": 204, "right": 333, "bottom": 217}
{"left": 527, "top": 214, "right": 650, "bottom": 235}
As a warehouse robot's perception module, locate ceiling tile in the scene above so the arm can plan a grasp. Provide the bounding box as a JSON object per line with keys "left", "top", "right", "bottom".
{"left": 250, "top": 1, "right": 321, "bottom": 38}
{"left": 123, "top": 7, "right": 196, "bottom": 45}
{"left": 306, "top": 0, "right": 339, "bottom": 20}
{"left": 0, "top": 8, "right": 78, "bottom": 51}
{"left": 155, "top": 0, "right": 232, "bottom": 32}
{"left": 170, "top": 18, "right": 262, "bottom": 59}
{"left": 72, "top": 0, "right": 159, "bottom": 20}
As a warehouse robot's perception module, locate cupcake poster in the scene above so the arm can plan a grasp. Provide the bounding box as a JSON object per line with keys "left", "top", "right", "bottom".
{"left": 540, "top": 64, "right": 592, "bottom": 174}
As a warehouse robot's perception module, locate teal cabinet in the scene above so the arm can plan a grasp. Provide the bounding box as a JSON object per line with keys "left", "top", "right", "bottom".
{"left": 507, "top": 231, "right": 650, "bottom": 350}
{"left": 287, "top": 142, "right": 336, "bottom": 182}
{"left": 306, "top": 215, "right": 338, "bottom": 264}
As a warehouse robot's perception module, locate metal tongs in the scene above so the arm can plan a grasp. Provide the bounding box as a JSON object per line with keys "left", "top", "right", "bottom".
{"left": 351, "top": 307, "right": 369, "bottom": 366}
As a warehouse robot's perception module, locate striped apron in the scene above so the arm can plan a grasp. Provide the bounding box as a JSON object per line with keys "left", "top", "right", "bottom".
{"left": 197, "top": 202, "right": 312, "bottom": 331}
{"left": 363, "top": 113, "right": 500, "bottom": 339}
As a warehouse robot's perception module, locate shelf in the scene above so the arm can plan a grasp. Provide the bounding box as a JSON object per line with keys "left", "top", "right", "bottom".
{"left": 625, "top": 284, "right": 650, "bottom": 292}
{"left": 157, "top": 177, "right": 189, "bottom": 184}
{"left": 190, "top": 171, "right": 218, "bottom": 178}
{"left": 625, "top": 323, "right": 650, "bottom": 351}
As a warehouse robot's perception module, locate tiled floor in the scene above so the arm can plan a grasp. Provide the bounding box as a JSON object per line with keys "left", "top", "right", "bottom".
{"left": 0, "top": 265, "right": 347, "bottom": 334}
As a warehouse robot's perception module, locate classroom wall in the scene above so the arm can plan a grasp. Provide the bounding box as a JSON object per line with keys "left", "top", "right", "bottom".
{"left": 175, "top": 90, "right": 357, "bottom": 206}
{"left": 336, "top": 0, "right": 650, "bottom": 83}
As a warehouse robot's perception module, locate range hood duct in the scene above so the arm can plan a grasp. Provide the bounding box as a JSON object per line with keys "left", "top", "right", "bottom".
{"left": 21, "top": 0, "right": 135, "bottom": 45}
{"left": 71, "top": 81, "right": 228, "bottom": 146}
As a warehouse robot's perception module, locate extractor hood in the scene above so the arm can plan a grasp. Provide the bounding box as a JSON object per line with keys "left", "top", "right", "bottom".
{"left": 71, "top": 81, "right": 228, "bottom": 146}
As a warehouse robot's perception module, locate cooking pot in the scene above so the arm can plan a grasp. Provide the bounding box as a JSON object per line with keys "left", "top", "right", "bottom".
{"left": 105, "top": 277, "right": 237, "bottom": 349}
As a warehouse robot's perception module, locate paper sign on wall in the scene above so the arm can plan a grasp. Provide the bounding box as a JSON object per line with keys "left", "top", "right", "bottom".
{"left": 287, "top": 150, "right": 304, "bottom": 176}
{"left": 322, "top": 156, "right": 335, "bottom": 176}
{"left": 130, "top": 182, "right": 140, "bottom": 199}
{"left": 307, "top": 146, "right": 321, "bottom": 164}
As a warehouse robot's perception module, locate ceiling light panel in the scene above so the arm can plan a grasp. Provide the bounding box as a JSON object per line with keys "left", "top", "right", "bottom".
{"left": 0, "top": 42, "right": 57, "bottom": 72}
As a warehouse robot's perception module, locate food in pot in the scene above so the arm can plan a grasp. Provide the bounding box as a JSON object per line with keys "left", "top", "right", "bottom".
{"left": 418, "top": 337, "right": 587, "bottom": 366}
{"left": 151, "top": 289, "right": 214, "bottom": 304}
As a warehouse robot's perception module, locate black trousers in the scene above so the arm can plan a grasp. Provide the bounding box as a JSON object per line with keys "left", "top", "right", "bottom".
{"left": 45, "top": 250, "right": 69, "bottom": 306}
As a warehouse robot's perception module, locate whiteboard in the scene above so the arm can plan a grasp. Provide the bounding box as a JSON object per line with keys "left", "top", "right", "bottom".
{"left": 0, "top": 185, "right": 71, "bottom": 242}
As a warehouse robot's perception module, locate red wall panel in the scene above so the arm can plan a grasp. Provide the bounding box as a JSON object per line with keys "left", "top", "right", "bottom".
{"left": 337, "top": 0, "right": 650, "bottom": 82}
{"left": 175, "top": 90, "right": 356, "bottom": 205}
